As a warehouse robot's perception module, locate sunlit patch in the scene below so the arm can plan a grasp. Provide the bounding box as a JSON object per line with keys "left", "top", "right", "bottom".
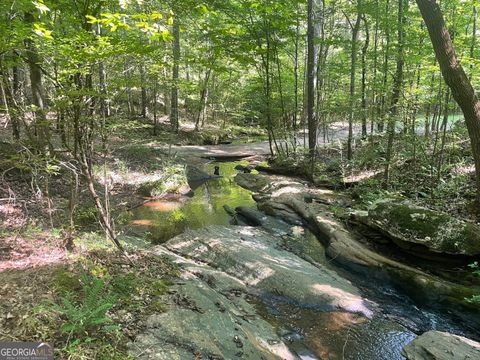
{"left": 451, "top": 164, "right": 475, "bottom": 175}
{"left": 238, "top": 227, "right": 258, "bottom": 237}
{"left": 271, "top": 186, "right": 303, "bottom": 198}
{"left": 144, "top": 200, "right": 183, "bottom": 212}
{"left": 0, "top": 204, "right": 18, "bottom": 215}
{"left": 343, "top": 169, "right": 383, "bottom": 184}
{"left": 131, "top": 219, "right": 154, "bottom": 226}
{"left": 256, "top": 338, "right": 296, "bottom": 360}
{"left": 311, "top": 188, "right": 335, "bottom": 195}
{"left": 312, "top": 284, "right": 373, "bottom": 317}
{"left": 243, "top": 263, "right": 275, "bottom": 286}
{"left": 315, "top": 216, "right": 338, "bottom": 229}
{"left": 291, "top": 226, "right": 305, "bottom": 237}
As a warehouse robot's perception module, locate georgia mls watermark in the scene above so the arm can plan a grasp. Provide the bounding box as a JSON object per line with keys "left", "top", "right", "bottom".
{"left": 0, "top": 343, "right": 53, "bottom": 360}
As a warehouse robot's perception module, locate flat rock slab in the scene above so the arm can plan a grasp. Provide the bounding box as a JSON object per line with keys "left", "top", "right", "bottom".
{"left": 163, "top": 225, "right": 372, "bottom": 316}
{"left": 402, "top": 331, "right": 480, "bottom": 360}
{"left": 129, "top": 248, "right": 296, "bottom": 359}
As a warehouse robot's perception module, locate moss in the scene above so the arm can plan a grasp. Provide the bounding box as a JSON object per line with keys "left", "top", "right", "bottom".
{"left": 151, "top": 279, "right": 171, "bottom": 296}
{"left": 148, "top": 300, "right": 167, "bottom": 313}
{"left": 373, "top": 202, "right": 445, "bottom": 238}
{"left": 371, "top": 201, "right": 480, "bottom": 255}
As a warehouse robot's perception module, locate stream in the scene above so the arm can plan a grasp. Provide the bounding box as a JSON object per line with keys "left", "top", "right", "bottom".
{"left": 129, "top": 160, "right": 480, "bottom": 360}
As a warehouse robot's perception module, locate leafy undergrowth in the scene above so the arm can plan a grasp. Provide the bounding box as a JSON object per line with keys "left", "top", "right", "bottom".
{"left": 0, "top": 244, "right": 179, "bottom": 360}
{"left": 311, "top": 133, "right": 479, "bottom": 222}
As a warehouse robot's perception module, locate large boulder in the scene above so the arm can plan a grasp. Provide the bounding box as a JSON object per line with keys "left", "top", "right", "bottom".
{"left": 402, "top": 331, "right": 480, "bottom": 360}
{"left": 360, "top": 201, "right": 480, "bottom": 257}
{"left": 164, "top": 225, "right": 372, "bottom": 316}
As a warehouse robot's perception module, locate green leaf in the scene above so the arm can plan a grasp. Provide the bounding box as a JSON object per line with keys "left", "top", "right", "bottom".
{"left": 33, "top": 1, "right": 50, "bottom": 14}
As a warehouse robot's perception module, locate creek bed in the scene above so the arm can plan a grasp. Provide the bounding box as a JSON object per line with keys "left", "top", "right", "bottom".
{"left": 129, "top": 160, "right": 479, "bottom": 359}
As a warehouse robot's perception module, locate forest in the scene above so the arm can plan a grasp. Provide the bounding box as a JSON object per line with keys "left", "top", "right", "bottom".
{"left": 1, "top": 0, "right": 480, "bottom": 359}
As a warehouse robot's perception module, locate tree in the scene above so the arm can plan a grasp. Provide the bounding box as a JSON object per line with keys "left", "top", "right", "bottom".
{"left": 383, "top": 0, "right": 407, "bottom": 186}
{"left": 346, "top": 0, "right": 362, "bottom": 160}
{"left": 307, "top": 0, "right": 317, "bottom": 167}
{"left": 170, "top": 14, "right": 180, "bottom": 133}
{"left": 415, "top": 0, "right": 480, "bottom": 203}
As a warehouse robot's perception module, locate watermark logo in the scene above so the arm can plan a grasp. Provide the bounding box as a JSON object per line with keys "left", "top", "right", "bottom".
{"left": 0, "top": 342, "right": 53, "bottom": 360}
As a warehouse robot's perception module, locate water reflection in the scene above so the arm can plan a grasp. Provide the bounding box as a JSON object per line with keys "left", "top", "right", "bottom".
{"left": 130, "top": 161, "right": 256, "bottom": 243}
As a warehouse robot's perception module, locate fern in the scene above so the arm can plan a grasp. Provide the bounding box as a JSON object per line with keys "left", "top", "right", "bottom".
{"left": 53, "top": 273, "right": 117, "bottom": 337}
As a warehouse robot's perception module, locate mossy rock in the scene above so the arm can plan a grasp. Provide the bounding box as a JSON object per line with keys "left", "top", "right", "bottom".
{"left": 234, "top": 173, "right": 271, "bottom": 192}
{"left": 368, "top": 201, "right": 480, "bottom": 256}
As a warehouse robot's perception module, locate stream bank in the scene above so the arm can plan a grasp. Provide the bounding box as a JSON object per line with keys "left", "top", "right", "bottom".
{"left": 128, "top": 160, "right": 480, "bottom": 359}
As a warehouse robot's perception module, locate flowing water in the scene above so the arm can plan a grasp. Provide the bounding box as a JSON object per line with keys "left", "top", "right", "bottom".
{"left": 130, "top": 160, "right": 479, "bottom": 359}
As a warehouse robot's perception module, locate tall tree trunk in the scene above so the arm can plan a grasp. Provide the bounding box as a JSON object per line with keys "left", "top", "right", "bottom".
{"left": 307, "top": 0, "right": 317, "bottom": 165}
{"left": 415, "top": 0, "right": 480, "bottom": 203}
{"left": 469, "top": 6, "right": 477, "bottom": 80}
{"left": 371, "top": 0, "right": 380, "bottom": 135}
{"left": 25, "top": 12, "right": 51, "bottom": 153}
{"left": 170, "top": 16, "right": 180, "bottom": 132}
{"left": 140, "top": 64, "right": 147, "bottom": 118}
{"left": 195, "top": 68, "right": 212, "bottom": 131}
{"left": 361, "top": 15, "right": 369, "bottom": 139}
{"left": 0, "top": 63, "right": 21, "bottom": 140}
{"left": 293, "top": 6, "right": 300, "bottom": 154}
{"left": 347, "top": 4, "right": 362, "bottom": 160}
{"left": 379, "top": 0, "right": 391, "bottom": 132}
{"left": 383, "top": 0, "right": 407, "bottom": 186}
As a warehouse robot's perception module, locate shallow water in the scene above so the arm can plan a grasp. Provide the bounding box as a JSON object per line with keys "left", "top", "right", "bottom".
{"left": 131, "top": 161, "right": 256, "bottom": 243}
{"left": 130, "top": 160, "right": 478, "bottom": 359}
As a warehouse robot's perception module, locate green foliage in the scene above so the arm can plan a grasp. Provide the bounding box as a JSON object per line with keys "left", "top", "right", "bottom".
{"left": 53, "top": 268, "right": 82, "bottom": 294}
{"left": 52, "top": 273, "right": 117, "bottom": 337}
{"left": 74, "top": 204, "right": 99, "bottom": 227}
{"left": 467, "top": 262, "right": 480, "bottom": 304}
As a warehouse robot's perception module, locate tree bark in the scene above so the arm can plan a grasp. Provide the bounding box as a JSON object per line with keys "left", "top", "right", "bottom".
{"left": 415, "top": 0, "right": 480, "bottom": 203}
{"left": 347, "top": 5, "right": 362, "bottom": 160}
{"left": 170, "top": 16, "right": 180, "bottom": 133}
{"left": 25, "top": 12, "right": 52, "bottom": 153}
{"left": 383, "top": 0, "right": 407, "bottom": 187}
{"left": 307, "top": 0, "right": 317, "bottom": 163}
{"left": 361, "top": 16, "right": 369, "bottom": 139}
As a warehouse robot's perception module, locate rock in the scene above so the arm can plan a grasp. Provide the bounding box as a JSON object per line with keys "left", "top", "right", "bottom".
{"left": 235, "top": 173, "right": 272, "bottom": 193}
{"left": 358, "top": 201, "right": 480, "bottom": 257}
{"left": 129, "top": 247, "right": 296, "bottom": 360}
{"left": 235, "top": 206, "right": 266, "bottom": 226}
{"left": 235, "top": 174, "right": 480, "bottom": 307}
{"left": 234, "top": 164, "right": 253, "bottom": 173}
{"left": 402, "top": 331, "right": 480, "bottom": 360}
{"left": 163, "top": 225, "right": 372, "bottom": 316}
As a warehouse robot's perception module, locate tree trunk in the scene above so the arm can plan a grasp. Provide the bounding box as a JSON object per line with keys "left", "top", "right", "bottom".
{"left": 25, "top": 12, "right": 52, "bottom": 153}
{"left": 347, "top": 5, "right": 362, "bottom": 160}
{"left": 195, "top": 68, "right": 212, "bottom": 131}
{"left": 469, "top": 6, "right": 477, "bottom": 80}
{"left": 383, "top": 0, "right": 407, "bottom": 187}
{"left": 378, "top": 0, "right": 391, "bottom": 132}
{"left": 307, "top": 0, "right": 317, "bottom": 163}
{"left": 415, "top": 0, "right": 480, "bottom": 203}
{"left": 170, "top": 16, "right": 180, "bottom": 133}
{"left": 361, "top": 16, "right": 369, "bottom": 139}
